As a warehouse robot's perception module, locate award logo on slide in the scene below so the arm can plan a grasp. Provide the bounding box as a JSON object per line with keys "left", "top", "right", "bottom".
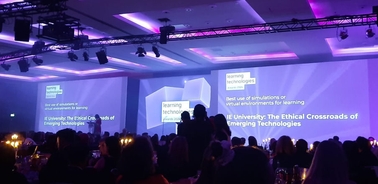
{"left": 226, "top": 72, "right": 256, "bottom": 90}
{"left": 45, "top": 85, "right": 63, "bottom": 99}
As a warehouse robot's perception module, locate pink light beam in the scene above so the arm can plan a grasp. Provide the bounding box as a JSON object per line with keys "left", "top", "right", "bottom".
{"left": 142, "top": 52, "right": 185, "bottom": 66}
{"left": 115, "top": 13, "right": 160, "bottom": 33}
{"left": 35, "top": 66, "right": 118, "bottom": 75}
{"left": 0, "top": 73, "right": 58, "bottom": 81}
{"left": 187, "top": 48, "right": 297, "bottom": 63}
{"left": 90, "top": 57, "right": 148, "bottom": 68}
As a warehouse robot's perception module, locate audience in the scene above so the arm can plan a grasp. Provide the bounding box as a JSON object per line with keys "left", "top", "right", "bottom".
{"left": 294, "top": 139, "right": 313, "bottom": 168}
{"left": 272, "top": 135, "right": 296, "bottom": 170}
{"left": 39, "top": 128, "right": 78, "bottom": 184}
{"left": 1, "top": 105, "right": 378, "bottom": 184}
{"left": 117, "top": 136, "right": 169, "bottom": 184}
{"left": 160, "top": 136, "right": 195, "bottom": 182}
{"left": 303, "top": 140, "right": 355, "bottom": 184}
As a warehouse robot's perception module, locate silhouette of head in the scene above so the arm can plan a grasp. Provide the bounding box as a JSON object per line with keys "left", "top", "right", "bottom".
{"left": 248, "top": 136, "right": 258, "bottom": 147}
{"left": 95, "top": 114, "right": 100, "bottom": 119}
{"left": 193, "top": 104, "right": 206, "bottom": 120}
{"left": 333, "top": 136, "right": 340, "bottom": 141}
{"left": 181, "top": 111, "right": 190, "bottom": 121}
{"left": 56, "top": 128, "right": 77, "bottom": 150}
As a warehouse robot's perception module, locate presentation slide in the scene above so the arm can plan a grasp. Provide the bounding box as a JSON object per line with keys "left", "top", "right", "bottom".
{"left": 138, "top": 75, "right": 212, "bottom": 135}
{"left": 36, "top": 77, "right": 127, "bottom": 134}
{"left": 216, "top": 60, "right": 370, "bottom": 142}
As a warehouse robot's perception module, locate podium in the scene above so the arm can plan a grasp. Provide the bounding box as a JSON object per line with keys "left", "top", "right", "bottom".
{"left": 87, "top": 121, "right": 95, "bottom": 134}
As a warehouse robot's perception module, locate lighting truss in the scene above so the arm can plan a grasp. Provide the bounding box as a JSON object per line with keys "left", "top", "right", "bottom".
{"left": 0, "top": 13, "right": 376, "bottom": 61}
{"left": 36, "top": 13, "right": 81, "bottom": 42}
{"left": 0, "top": 0, "right": 68, "bottom": 18}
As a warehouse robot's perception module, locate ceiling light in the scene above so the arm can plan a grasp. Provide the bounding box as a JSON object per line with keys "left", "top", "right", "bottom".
{"left": 152, "top": 46, "right": 160, "bottom": 58}
{"left": 18, "top": 58, "right": 30, "bottom": 72}
{"left": 366, "top": 26, "right": 375, "bottom": 38}
{"left": 136, "top": 47, "right": 146, "bottom": 57}
{"left": 68, "top": 51, "right": 78, "bottom": 61}
{"left": 32, "top": 56, "right": 43, "bottom": 65}
{"left": 339, "top": 29, "right": 348, "bottom": 40}
{"left": 1, "top": 62, "right": 10, "bottom": 71}
{"left": 83, "top": 51, "right": 89, "bottom": 61}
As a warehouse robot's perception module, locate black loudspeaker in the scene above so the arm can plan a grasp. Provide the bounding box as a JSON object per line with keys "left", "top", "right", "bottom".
{"left": 96, "top": 50, "right": 108, "bottom": 64}
{"left": 374, "top": 6, "right": 378, "bottom": 26}
{"left": 0, "top": 18, "right": 5, "bottom": 33}
{"left": 14, "top": 19, "right": 31, "bottom": 42}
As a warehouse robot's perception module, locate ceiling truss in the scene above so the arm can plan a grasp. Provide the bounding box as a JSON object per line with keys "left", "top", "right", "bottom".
{"left": 0, "top": 13, "right": 377, "bottom": 61}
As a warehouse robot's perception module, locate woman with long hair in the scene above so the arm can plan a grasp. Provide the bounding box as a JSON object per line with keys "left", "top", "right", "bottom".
{"left": 117, "top": 136, "right": 169, "bottom": 184}
{"left": 272, "top": 135, "right": 296, "bottom": 170}
{"left": 161, "top": 136, "right": 196, "bottom": 182}
{"left": 213, "top": 114, "right": 231, "bottom": 137}
{"left": 303, "top": 140, "right": 355, "bottom": 184}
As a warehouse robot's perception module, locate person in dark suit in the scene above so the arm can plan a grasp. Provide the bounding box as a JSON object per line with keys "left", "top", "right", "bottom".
{"left": 177, "top": 111, "right": 190, "bottom": 136}
{"left": 179, "top": 104, "right": 213, "bottom": 170}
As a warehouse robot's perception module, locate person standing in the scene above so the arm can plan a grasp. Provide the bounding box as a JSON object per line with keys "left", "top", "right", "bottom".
{"left": 180, "top": 104, "right": 213, "bottom": 170}
{"left": 94, "top": 114, "right": 102, "bottom": 136}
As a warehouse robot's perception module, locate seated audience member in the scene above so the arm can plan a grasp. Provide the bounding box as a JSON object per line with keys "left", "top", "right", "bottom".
{"left": 198, "top": 131, "right": 274, "bottom": 184}
{"left": 269, "top": 139, "right": 277, "bottom": 154}
{"left": 356, "top": 136, "right": 378, "bottom": 166}
{"left": 342, "top": 141, "right": 361, "bottom": 182}
{"left": 248, "top": 136, "right": 264, "bottom": 150}
{"left": 272, "top": 136, "right": 296, "bottom": 170}
{"left": 248, "top": 136, "right": 258, "bottom": 147}
{"left": 117, "top": 136, "right": 169, "bottom": 184}
{"left": 39, "top": 128, "right": 78, "bottom": 184}
{"left": 0, "top": 144, "right": 28, "bottom": 184}
{"left": 240, "top": 137, "right": 246, "bottom": 146}
{"left": 215, "top": 145, "right": 275, "bottom": 184}
{"left": 161, "top": 136, "right": 196, "bottom": 182}
{"left": 333, "top": 136, "right": 342, "bottom": 145}
{"left": 95, "top": 136, "right": 122, "bottom": 183}
{"left": 65, "top": 143, "right": 94, "bottom": 184}
{"left": 196, "top": 131, "right": 234, "bottom": 184}
{"left": 39, "top": 134, "right": 57, "bottom": 154}
{"left": 303, "top": 140, "right": 356, "bottom": 184}
{"left": 103, "top": 131, "right": 110, "bottom": 139}
{"left": 294, "top": 139, "right": 312, "bottom": 168}
{"left": 231, "top": 137, "right": 242, "bottom": 148}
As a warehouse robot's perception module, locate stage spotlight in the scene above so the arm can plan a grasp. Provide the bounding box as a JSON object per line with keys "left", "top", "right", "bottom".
{"left": 32, "top": 56, "right": 43, "bottom": 65}
{"left": 135, "top": 47, "right": 146, "bottom": 57}
{"left": 366, "top": 26, "right": 375, "bottom": 38}
{"left": 68, "top": 51, "right": 78, "bottom": 61}
{"left": 18, "top": 58, "right": 30, "bottom": 72}
{"left": 1, "top": 62, "right": 10, "bottom": 71}
{"left": 83, "top": 51, "right": 89, "bottom": 61}
{"left": 339, "top": 29, "right": 348, "bottom": 40}
{"left": 152, "top": 46, "right": 160, "bottom": 58}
